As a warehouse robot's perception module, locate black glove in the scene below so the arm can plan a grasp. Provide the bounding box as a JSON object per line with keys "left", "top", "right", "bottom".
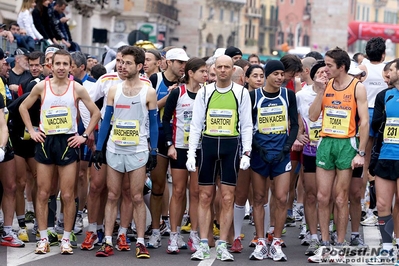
{"left": 274, "top": 145, "right": 291, "bottom": 162}
{"left": 146, "top": 152, "right": 157, "bottom": 171}
{"left": 90, "top": 150, "right": 104, "bottom": 171}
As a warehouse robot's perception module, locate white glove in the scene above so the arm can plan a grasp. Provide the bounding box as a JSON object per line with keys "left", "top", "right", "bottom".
{"left": 240, "top": 155, "right": 250, "bottom": 170}
{"left": 186, "top": 156, "right": 196, "bottom": 172}
{"left": 0, "top": 148, "right": 5, "bottom": 163}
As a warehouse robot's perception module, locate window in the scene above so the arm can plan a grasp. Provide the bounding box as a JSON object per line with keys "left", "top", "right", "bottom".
{"left": 230, "top": 10, "right": 234, "bottom": 22}
{"left": 374, "top": 9, "right": 378, "bottom": 22}
{"left": 199, "top": 6, "right": 202, "bottom": 19}
{"left": 303, "top": 35, "right": 309, "bottom": 46}
{"left": 288, "top": 32, "right": 294, "bottom": 46}
{"left": 220, "top": 9, "right": 224, "bottom": 21}
{"left": 291, "top": 0, "right": 294, "bottom": 4}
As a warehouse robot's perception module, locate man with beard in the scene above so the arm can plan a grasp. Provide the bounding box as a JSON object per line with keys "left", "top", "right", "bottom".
{"left": 8, "top": 48, "right": 32, "bottom": 95}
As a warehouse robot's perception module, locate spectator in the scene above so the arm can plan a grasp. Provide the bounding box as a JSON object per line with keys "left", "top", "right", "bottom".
{"left": 32, "top": 0, "right": 57, "bottom": 45}
{"left": 0, "top": 24, "right": 14, "bottom": 43}
{"left": 86, "top": 54, "right": 95, "bottom": 75}
{"left": 50, "top": 0, "right": 80, "bottom": 51}
{"left": 17, "top": 0, "right": 44, "bottom": 42}
{"left": 8, "top": 48, "right": 32, "bottom": 94}
{"left": 90, "top": 64, "right": 106, "bottom": 80}
{"left": 9, "top": 22, "right": 35, "bottom": 52}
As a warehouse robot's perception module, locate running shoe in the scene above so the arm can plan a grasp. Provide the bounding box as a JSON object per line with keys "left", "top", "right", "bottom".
{"left": 160, "top": 220, "right": 171, "bottom": 236}
{"left": 177, "top": 234, "right": 187, "bottom": 249}
{"left": 191, "top": 242, "right": 210, "bottom": 260}
{"left": 146, "top": 231, "right": 161, "bottom": 248}
{"left": 216, "top": 241, "right": 234, "bottom": 261}
{"left": 367, "top": 249, "right": 396, "bottom": 265}
{"left": 60, "top": 239, "right": 73, "bottom": 254}
{"left": 249, "top": 241, "right": 268, "bottom": 260}
{"left": 74, "top": 214, "right": 83, "bottom": 234}
{"left": 301, "top": 231, "right": 311, "bottom": 246}
{"left": 350, "top": 235, "right": 368, "bottom": 251}
{"left": 188, "top": 233, "right": 200, "bottom": 252}
{"left": 1, "top": 231, "right": 25, "bottom": 247}
{"left": 96, "top": 242, "right": 114, "bottom": 257}
{"left": 31, "top": 223, "right": 38, "bottom": 236}
{"left": 180, "top": 223, "right": 192, "bottom": 234}
{"left": 269, "top": 240, "right": 287, "bottom": 261}
{"left": 293, "top": 205, "right": 304, "bottom": 221}
{"left": 230, "top": 237, "right": 243, "bottom": 253}
{"left": 144, "top": 224, "right": 153, "bottom": 239}
{"left": 55, "top": 221, "right": 64, "bottom": 235}
{"left": 305, "top": 238, "right": 319, "bottom": 256}
{"left": 96, "top": 229, "right": 104, "bottom": 245}
{"left": 285, "top": 215, "right": 296, "bottom": 227}
{"left": 330, "top": 231, "right": 338, "bottom": 246}
{"left": 48, "top": 231, "right": 59, "bottom": 246}
{"left": 70, "top": 232, "right": 77, "bottom": 248}
{"left": 116, "top": 233, "right": 130, "bottom": 251}
{"left": 298, "top": 224, "right": 307, "bottom": 239}
{"left": 35, "top": 239, "right": 50, "bottom": 254}
{"left": 308, "top": 245, "right": 331, "bottom": 263}
{"left": 18, "top": 227, "right": 29, "bottom": 242}
{"left": 25, "top": 211, "right": 35, "bottom": 223}
{"left": 136, "top": 242, "right": 150, "bottom": 258}
{"left": 167, "top": 233, "right": 179, "bottom": 254}
{"left": 361, "top": 215, "right": 378, "bottom": 226}
{"left": 249, "top": 235, "right": 258, "bottom": 247}
{"left": 81, "top": 231, "right": 98, "bottom": 250}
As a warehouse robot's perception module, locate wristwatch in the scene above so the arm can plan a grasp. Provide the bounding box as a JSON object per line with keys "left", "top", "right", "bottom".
{"left": 81, "top": 133, "right": 88, "bottom": 140}
{"left": 166, "top": 141, "right": 173, "bottom": 148}
{"left": 357, "top": 150, "right": 366, "bottom": 157}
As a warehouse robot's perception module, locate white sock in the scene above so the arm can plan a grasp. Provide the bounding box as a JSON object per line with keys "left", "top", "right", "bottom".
{"left": 40, "top": 230, "right": 48, "bottom": 240}
{"left": 264, "top": 203, "right": 270, "bottom": 237}
{"left": 97, "top": 224, "right": 104, "bottom": 231}
{"left": 88, "top": 222, "right": 97, "bottom": 233}
{"left": 137, "top": 237, "right": 145, "bottom": 245}
{"left": 26, "top": 201, "right": 34, "bottom": 212}
{"left": 62, "top": 231, "right": 71, "bottom": 241}
{"left": 233, "top": 204, "right": 245, "bottom": 239}
{"left": 118, "top": 227, "right": 127, "bottom": 236}
{"left": 382, "top": 243, "right": 393, "bottom": 251}
{"left": 311, "top": 234, "right": 318, "bottom": 240}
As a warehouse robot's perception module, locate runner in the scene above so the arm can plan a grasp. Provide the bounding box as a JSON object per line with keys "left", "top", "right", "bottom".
{"left": 188, "top": 55, "right": 252, "bottom": 261}
{"left": 19, "top": 49, "right": 101, "bottom": 254}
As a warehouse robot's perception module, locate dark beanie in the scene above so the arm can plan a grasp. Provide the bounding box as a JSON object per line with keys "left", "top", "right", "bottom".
{"left": 264, "top": 60, "right": 285, "bottom": 77}
{"left": 225, "top": 46, "right": 242, "bottom": 58}
{"left": 310, "top": 60, "right": 326, "bottom": 80}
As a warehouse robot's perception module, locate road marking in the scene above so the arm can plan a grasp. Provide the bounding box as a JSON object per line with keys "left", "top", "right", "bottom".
{"left": 363, "top": 224, "right": 380, "bottom": 247}
{"left": 7, "top": 243, "right": 59, "bottom": 266}
{"left": 198, "top": 247, "right": 216, "bottom": 266}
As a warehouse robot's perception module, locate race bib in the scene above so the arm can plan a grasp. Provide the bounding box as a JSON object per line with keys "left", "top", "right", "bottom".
{"left": 42, "top": 107, "right": 72, "bottom": 135}
{"left": 205, "top": 109, "right": 236, "bottom": 136}
{"left": 111, "top": 119, "right": 140, "bottom": 146}
{"left": 322, "top": 107, "right": 350, "bottom": 136}
{"left": 258, "top": 106, "right": 287, "bottom": 134}
{"left": 383, "top": 117, "right": 399, "bottom": 144}
{"left": 308, "top": 118, "right": 322, "bottom": 146}
{"left": 183, "top": 110, "right": 192, "bottom": 147}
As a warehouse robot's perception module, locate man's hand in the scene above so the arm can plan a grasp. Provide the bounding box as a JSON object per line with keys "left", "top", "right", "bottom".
{"left": 60, "top": 17, "right": 69, "bottom": 23}
{"left": 91, "top": 150, "right": 104, "bottom": 171}
{"left": 314, "top": 75, "right": 328, "bottom": 94}
{"left": 146, "top": 151, "right": 157, "bottom": 171}
{"left": 275, "top": 146, "right": 290, "bottom": 162}
{"left": 292, "top": 139, "right": 304, "bottom": 152}
{"left": 67, "top": 135, "right": 86, "bottom": 148}
{"left": 297, "top": 133, "right": 309, "bottom": 146}
{"left": 186, "top": 156, "right": 196, "bottom": 172}
{"left": 8, "top": 84, "right": 19, "bottom": 92}
{"left": 167, "top": 84, "right": 178, "bottom": 92}
{"left": 30, "top": 130, "right": 46, "bottom": 143}
{"left": 351, "top": 154, "right": 364, "bottom": 169}
{"left": 239, "top": 155, "right": 250, "bottom": 170}
{"left": 167, "top": 145, "right": 177, "bottom": 160}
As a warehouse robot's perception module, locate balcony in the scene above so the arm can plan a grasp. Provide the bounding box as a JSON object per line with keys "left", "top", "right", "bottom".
{"left": 246, "top": 7, "right": 262, "bottom": 18}
{"left": 303, "top": 2, "right": 311, "bottom": 21}
{"left": 373, "top": 0, "right": 388, "bottom": 8}
{"left": 146, "top": 0, "right": 179, "bottom": 22}
{"left": 261, "top": 19, "right": 278, "bottom": 31}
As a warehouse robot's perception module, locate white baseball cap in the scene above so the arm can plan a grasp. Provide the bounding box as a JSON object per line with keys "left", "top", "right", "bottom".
{"left": 166, "top": 48, "right": 190, "bottom": 61}
{"left": 348, "top": 61, "right": 365, "bottom": 76}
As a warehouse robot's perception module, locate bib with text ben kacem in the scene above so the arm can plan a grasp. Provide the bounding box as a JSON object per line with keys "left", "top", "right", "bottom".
{"left": 258, "top": 105, "right": 287, "bottom": 134}
{"left": 111, "top": 119, "right": 140, "bottom": 146}
{"left": 383, "top": 117, "right": 399, "bottom": 144}
{"left": 42, "top": 106, "right": 72, "bottom": 135}
{"left": 322, "top": 107, "right": 351, "bottom": 136}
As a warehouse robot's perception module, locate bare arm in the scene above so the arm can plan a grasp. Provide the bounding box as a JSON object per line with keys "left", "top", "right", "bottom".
{"left": 0, "top": 109, "right": 8, "bottom": 147}
{"left": 355, "top": 83, "right": 369, "bottom": 152}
